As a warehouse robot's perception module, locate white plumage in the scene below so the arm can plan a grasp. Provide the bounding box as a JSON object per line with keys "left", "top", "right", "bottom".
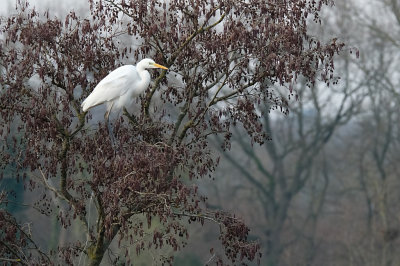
{"left": 81, "top": 58, "right": 168, "bottom": 117}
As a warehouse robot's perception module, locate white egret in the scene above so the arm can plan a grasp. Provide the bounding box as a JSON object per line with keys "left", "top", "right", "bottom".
{"left": 81, "top": 58, "right": 168, "bottom": 118}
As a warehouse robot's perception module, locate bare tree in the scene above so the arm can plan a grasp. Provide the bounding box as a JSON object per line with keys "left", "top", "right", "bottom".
{"left": 213, "top": 61, "right": 360, "bottom": 264}
{"left": 304, "top": 1, "right": 400, "bottom": 265}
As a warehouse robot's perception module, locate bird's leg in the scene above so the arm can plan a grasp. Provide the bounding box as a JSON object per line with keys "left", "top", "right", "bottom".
{"left": 105, "top": 102, "right": 118, "bottom": 155}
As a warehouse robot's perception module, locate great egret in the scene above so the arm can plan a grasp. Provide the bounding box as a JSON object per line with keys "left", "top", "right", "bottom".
{"left": 81, "top": 58, "right": 168, "bottom": 118}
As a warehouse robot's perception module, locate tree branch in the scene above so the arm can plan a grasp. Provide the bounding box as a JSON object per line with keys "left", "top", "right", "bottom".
{"left": 0, "top": 240, "right": 27, "bottom": 265}
{"left": 145, "top": 8, "right": 226, "bottom": 118}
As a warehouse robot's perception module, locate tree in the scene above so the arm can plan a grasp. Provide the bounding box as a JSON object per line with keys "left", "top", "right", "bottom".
{"left": 0, "top": 0, "right": 343, "bottom": 265}
{"left": 204, "top": 1, "right": 363, "bottom": 263}
{"left": 324, "top": 1, "right": 400, "bottom": 265}
{"left": 212, "top": 68, "right": 360, "bottom": 265}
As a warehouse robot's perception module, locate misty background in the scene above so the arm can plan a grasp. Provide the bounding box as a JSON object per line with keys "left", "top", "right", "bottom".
{"left": 1, "top": 0, "right": 400, "bottom": 265}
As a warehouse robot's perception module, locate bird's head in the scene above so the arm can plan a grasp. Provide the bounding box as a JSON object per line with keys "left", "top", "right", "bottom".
{"left": 139, "top": 58, "right": 168, "bottom": 70}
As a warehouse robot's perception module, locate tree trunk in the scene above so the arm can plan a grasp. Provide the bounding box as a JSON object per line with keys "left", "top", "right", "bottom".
{"left": 87, "top": 225, "right": 120, "bottom": 266}
{"left": 264, "top": 194, "right": 291, "bottom": 266}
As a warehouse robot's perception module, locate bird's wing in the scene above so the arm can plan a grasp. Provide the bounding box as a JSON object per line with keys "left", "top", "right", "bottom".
{"left": 81, "top": 65, "right": 139, "bottom": 111}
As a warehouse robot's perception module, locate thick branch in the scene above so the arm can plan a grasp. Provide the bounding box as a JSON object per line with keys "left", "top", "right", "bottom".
{"left": 0, "top": 240, "right": 27, "bottom": 265}
{"left": 214, "top": 136, "right": 273, "bottom": 203}
{"left": 168, "top": 103, "right": 190, "bottom": 146}
{"left": 143, "top": 70, "right": 167, "bottom": 118}
{"left": 233, "top": 127, "right": 275, "bottom": 184}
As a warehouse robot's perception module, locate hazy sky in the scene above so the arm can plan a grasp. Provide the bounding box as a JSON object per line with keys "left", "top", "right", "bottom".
{"left": 1, "top": 0, "right": 90, "bottom": 16}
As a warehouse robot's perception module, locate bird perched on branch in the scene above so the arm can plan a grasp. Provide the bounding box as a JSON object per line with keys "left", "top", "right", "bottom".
{"left": 81, "top": 58, "right": 168, "bottom": 119}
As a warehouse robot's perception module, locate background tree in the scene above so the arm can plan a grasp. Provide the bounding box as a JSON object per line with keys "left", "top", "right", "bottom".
{"left": 0, "top": 0, "right": 343, "bottom": 265}
{"left": 199, "top": 1, "right": 400, "bottom": 265}
{"left": 211, "top": 59, "right": 361, "bottom": 265}
{"left": 197, "top": 1, "right": 400, "bottom": 265}
{"left": 323, "top": 1, "right": 400, "bottom": 265}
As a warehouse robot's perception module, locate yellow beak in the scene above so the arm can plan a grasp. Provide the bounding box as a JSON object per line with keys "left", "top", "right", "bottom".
{"left": 153, "top": 63, "right": 168, "bottom": 70}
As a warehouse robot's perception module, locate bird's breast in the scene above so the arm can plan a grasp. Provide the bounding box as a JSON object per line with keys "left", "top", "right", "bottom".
{"left": 130, "top": 71, "right": 151, "bottom": 97}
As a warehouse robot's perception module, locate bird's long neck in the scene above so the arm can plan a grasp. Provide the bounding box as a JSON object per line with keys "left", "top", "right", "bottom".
{"left": 138, "top": 68, "right": 150, "bottom": 82}
{"left": 136, "top": 65, "right": 151, "bottom": 92}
